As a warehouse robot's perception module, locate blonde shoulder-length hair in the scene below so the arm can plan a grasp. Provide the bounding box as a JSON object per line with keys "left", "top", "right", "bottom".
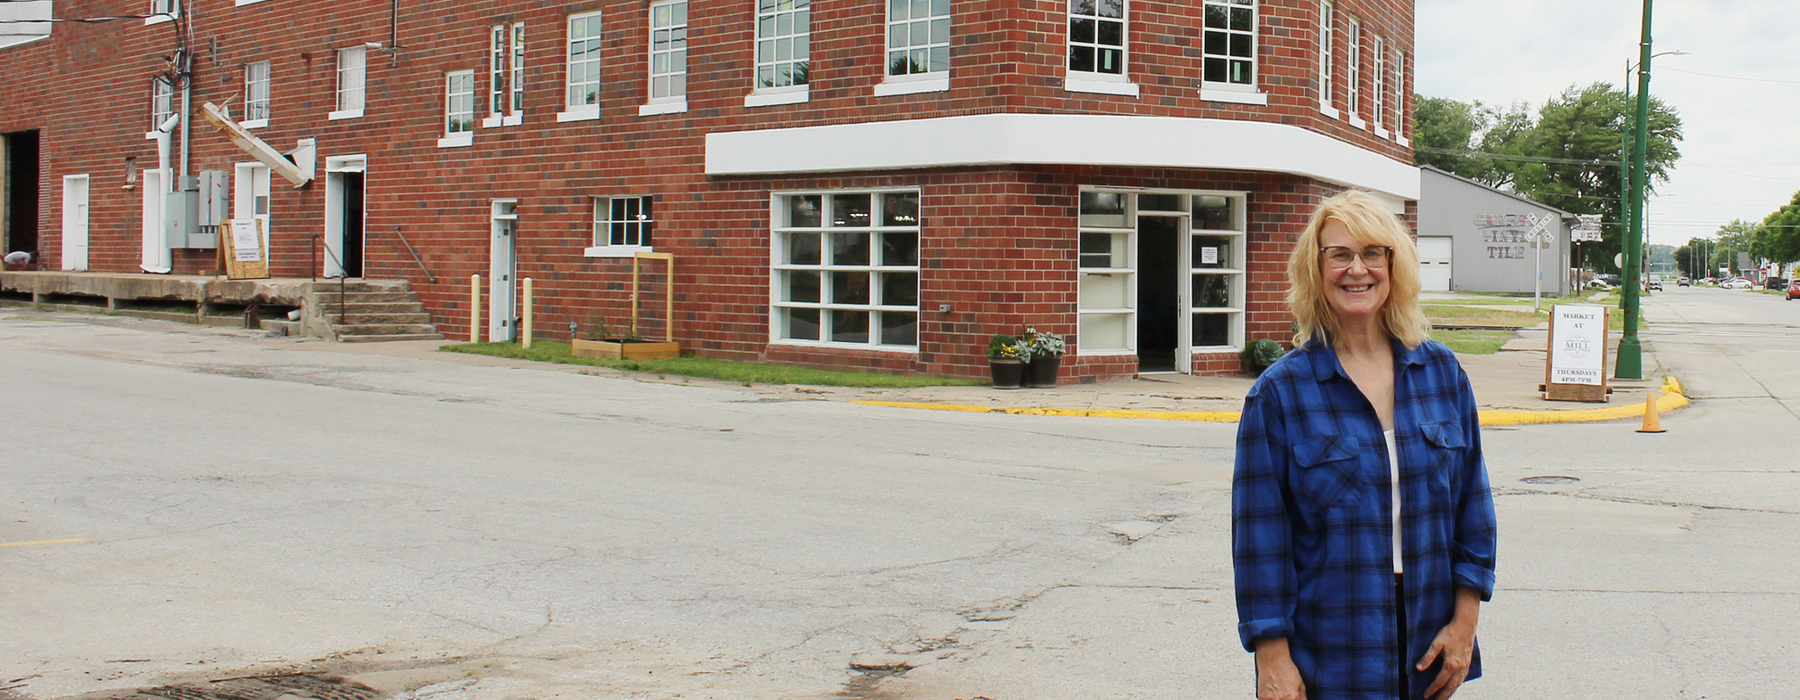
{"left": 1286, "top": 189, "right": 1431, "bottom": 349}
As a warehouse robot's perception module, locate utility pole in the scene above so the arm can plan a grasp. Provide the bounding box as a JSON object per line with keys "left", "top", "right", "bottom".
{"left": 1618, "top": 0, "right": 1654, "bottom": 380}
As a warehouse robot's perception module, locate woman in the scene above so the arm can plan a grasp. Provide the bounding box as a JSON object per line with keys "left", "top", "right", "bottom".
{"left": 1232, "top": 190, "right": 1498, "bottom": 700}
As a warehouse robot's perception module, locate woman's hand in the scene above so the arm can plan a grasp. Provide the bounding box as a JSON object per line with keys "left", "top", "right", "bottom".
{"left": 1254, "top": 637, "right": 1306, "bottom": 700}
{"left": 1417, "top": 587, "right": 1481, "bottom": 700}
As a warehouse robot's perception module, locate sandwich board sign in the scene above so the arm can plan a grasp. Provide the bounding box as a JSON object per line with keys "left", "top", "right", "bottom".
{"left": 1543, "top": 303, "right": 1610, "bottom": 402}
{"left": 222, "top": 219, "right": 270, "bottom": 280}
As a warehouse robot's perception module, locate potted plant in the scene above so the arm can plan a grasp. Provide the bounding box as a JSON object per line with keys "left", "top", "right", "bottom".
{"left": 986, "top": 334, "right": 1030, "bottom": 389}
{"left": 1023, "top": 328, "right": 1066, "bottom": 387}
{"left": 571, "top": 317, "right": 682, "bottom": 360}
{"left": 1241, "top": 337, "right": 1287, "bottom": 377}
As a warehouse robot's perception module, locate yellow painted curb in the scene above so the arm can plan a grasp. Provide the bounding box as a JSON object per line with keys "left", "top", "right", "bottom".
{"left": 0, "top": 538, "right": 88, "bottom": 549}
{"left": 853, "top": 375, "right": 1692, "bottom": 427}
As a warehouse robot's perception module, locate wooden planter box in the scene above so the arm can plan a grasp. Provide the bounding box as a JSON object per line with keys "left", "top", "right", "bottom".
{"left": 571, "top": 338, "right": 681, "bottom": 360}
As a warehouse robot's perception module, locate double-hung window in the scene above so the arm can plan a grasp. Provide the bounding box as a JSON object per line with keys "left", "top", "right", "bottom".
{"left": 560, "top": 12, "right": 602, "bottom": 121}
{"left": 642, "top": 0, "right": 689, "bottom": 115}
{"left": 1199, "top": 0, "right": 1262, "bottom": 104}
{"left": 147, "top": 0, "right": 178, "bottom": 25}
{"left": 243, "top": 60, "right": 271, "bottom": 128}
{"left": 439, "top": 71, "right": 476, "bottom": 148}
{"left": 586, "top": 196, "right": 654, "bottom": 256}
{"left": 1394, "top": 51, "right": 1409, "bottom": 143}
{"left": 771, "top": 191, "right": 920, "bottom": 349}
{"left": 1345, "top": 17, "right": 1362, "bottom": 126}
{"left": 488, "top": 23, "right": 525, "bottom": 126}
{"left": 150, "top": 78, "right": 174, "bottom": 131}
{"left": 876, "top": 0, "right": 950, "bottom": 96}
{"left": 1371, "top": 34, "right": 1387, "bottom": 135}
{"left": 1317, "top": 1, "right": 1335, "bottom": 116}
{"left": 748, "top": 0, "right": 811, "bottom": 106}
{"left": 1065, "top": 0, "right": 1137, "bottom": 96}
{"left": 331, "top": 46, "right": 366, "bottom": 120}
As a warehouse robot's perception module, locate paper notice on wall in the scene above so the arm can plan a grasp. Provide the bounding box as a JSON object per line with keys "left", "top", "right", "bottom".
{"left": 231, "top": 220, "right": 262, "bottom": 262}
{"left": 1201, "top": 247, "right": 1219, "bottom": 265}
{"left": 1549, "top": 304, "right": 1605, "bottom": 386}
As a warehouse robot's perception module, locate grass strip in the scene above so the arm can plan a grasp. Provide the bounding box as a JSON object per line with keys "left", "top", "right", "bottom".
{"left": 1432, "top": 329, "right": 1513, "bottom": 355}
{"left": 442, "top": 341, "right": 988, "bottom": 388}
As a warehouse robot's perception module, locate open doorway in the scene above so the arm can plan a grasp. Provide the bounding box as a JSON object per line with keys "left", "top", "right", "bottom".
{"left": 488, "top": 200, "right": 519, "bottom": 342}
{"left": 1135, "top": 215, "right": 1182, "bottom": 372}
{"left": 3, "top": 130, "right": 40, "bottom": 260}
{"left": 323, "top": 155, "right": 366, "bottom": 278}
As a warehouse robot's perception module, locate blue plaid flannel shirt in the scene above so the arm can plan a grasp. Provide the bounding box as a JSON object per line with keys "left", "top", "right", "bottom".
{"left": 1233, "top": 338, "right": 1498, "bottom": 700}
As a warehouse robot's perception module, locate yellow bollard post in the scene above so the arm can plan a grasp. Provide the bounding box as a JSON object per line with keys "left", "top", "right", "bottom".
{"left": 522, "top": 277, "right": 534, "bottom": 349}
{"left": 471, "top": 274, "right": 482, "bottom": 343}
{"left": 1636, "top": 389, "right": 1666, "bottom": 433}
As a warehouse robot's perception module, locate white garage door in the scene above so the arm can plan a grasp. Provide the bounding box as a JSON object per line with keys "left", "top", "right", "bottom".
{"left": 1417, "top": 236, "right": 1452, "bottom": 292}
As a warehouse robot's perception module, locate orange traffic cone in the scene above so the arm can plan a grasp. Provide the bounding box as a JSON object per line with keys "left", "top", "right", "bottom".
{"left": 1637, "top": 390, "right": 1666, "bottom": 433}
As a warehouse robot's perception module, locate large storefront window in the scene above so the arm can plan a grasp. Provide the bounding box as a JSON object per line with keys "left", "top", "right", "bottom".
{"left": 1077, "top": 189, "right": 1246, "bottom": 368}
{"left": 772, "top": 190, "right": 920, "bottom": 349}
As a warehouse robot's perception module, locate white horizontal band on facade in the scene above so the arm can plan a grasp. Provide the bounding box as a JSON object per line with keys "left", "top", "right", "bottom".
{"left": 705, "top": 113, "right": 1420, "bottom": 201}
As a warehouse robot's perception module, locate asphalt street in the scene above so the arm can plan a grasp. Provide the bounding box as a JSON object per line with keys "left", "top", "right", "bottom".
{"left": 1, "top": 285, "right": 1795, "bottom": 700}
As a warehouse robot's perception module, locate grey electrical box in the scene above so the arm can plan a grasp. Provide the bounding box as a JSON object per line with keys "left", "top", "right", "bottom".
{"left": 198, "top": 171, "right": 229, "bottom": 226}
{"left": 163, "top": 190, "right": 214, "bottom": 249}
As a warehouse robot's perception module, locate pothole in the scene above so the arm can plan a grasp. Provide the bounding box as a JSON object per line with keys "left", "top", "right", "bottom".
{"left": 1520, "top": 475, "right": 1581, "bottom": 484}
{"left": 834, "top": 666, "right": 910, "bottom": 700}
{"left": 88, "top": 674, "right": 381, "bottom": 700}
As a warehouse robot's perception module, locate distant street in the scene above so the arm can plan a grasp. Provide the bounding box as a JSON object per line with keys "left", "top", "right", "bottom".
{"left": 2, "top": 292, "right": 1796, "bottom": 699}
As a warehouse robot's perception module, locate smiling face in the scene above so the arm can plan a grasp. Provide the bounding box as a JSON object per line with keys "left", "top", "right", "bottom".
{"left": 1319, "top": 219, "right": 1390, "bottom": 324}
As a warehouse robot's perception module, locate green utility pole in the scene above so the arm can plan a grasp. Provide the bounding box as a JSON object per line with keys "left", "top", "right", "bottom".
{"left": 1618, "top": 0, "right": 1654, "bottom": 380}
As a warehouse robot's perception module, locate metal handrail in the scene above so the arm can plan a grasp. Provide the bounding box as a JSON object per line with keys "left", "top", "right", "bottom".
{"left": 391, "top": 226, "right": 437, "bottom": 283}
{"left": 313, "top": 233, "right": 349, "bottom": 326}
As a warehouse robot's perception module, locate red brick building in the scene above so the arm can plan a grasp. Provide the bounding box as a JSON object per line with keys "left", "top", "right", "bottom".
{"left": 0, "top": 0, "right": 1417, "bottom": 380}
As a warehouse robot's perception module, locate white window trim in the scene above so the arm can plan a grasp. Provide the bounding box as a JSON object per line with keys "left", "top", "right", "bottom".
{"left": 332, "top": 46, "right": 367, "bottom": 120}
{"left": 585, "top": 245, "right": 654, "bottom": 258}
{"left": 639, "top": 101, "right": 689, "bottom": 116}
{"left": 768, "top": 188, "right": 923, "bottom": 352}
{"left": 146, "top": 0, "right": 178, "bottom": 25}
{"left": 1318, "top": 0, "right": 1335, "bottom": 116}
{"left": 235, "top": 0, "right": 271, "bottom": 5}
{"left": 563, "top": 11, "right": 602, "bottom": 121}
{"left": 328, "top": 109, "right": 364, "bottom": 121}
{"left": 875, "top": 72, "right": 950, "bottom": 96}
{"left": 243, "top": 61, "right": 271, "bottom": 128}
{"left": 1199, "top": 0, "right": 1259, "bottom": 93}
{"left": 1345, "top": 17, "right": 1361, "bottom": 119}
{"left": 590, "top": 195, "right": 655, "bottom": 251}
{"left": 746, "top": 86, "right": 810, "bottom": 107}
{"left": 487, "top": 23, "right": 525, "bottom": 126}
{"left": 439, "top": 70, "right": 476, "bottom": 148}
{"left": 1065, "top": 76, "right": 1141, "bottom": 97}
{"left": 1198, "top": 88, "right": 1267, "bottom": 105}
{"left": 1370, "top": 34, "right": 1385, "bottom": 133}
{"left": 239, "top": 119, "right": 269, "bottom": 129}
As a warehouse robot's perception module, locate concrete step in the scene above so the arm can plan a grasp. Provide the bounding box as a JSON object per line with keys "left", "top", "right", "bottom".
{"left": 310, "top": 291, "right": 418, "bottom": 304}
{"left": 305, "top": 280, "right": 412, "bottom": 295}
{"left": 338, "top": 332, "right": 444, "bottom": 343}
{"left": 335, "top": 323, "right": 440, "bottom": 336}
{"left": 313, "top": 301, "right": 427, "bottom": 314}
{"left": 335, "top": 312, "right": 434, "bottom": 325}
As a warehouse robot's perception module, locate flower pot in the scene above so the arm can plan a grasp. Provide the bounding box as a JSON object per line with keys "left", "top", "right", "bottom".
{"left": 988, "top": 358, "right": 1026, "bottom": 389}
{"left": 572, "top": 338, "right": 681, "bottom": 360}
{"left": 1026, "top": 354, "right": 1062, "bottom": 388}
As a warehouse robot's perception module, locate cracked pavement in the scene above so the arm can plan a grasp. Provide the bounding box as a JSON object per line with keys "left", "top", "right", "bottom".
{"left": 3, "top": 285, "right": 1798, "bottom": 699}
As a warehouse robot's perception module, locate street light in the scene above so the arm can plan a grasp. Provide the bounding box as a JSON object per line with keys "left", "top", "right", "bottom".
{"left": 1616, "top": 1, "right": 1677, "bottom": 381}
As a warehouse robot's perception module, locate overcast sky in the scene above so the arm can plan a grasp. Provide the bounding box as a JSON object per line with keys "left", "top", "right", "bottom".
{"left": 1416, "top": 0, "right": 1800, "bottom": 247}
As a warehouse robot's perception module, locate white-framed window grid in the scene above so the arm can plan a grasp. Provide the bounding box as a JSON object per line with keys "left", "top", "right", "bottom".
{"left": 1371, "top": 34, "right": 1386, "bottom": 134}
{"left": 1345, "top": 17, "right": 1362, "bottom": 125}
{"left": 770, "top": 190, "right": 921, "bottom": 351}
{"left": 649, "top": 0, "right": 688, "bottom": 104}
{"left": 586, "top": 195, "right": 655, "bottom": 256}
{"left": 561, "top": 11, "right": 602, "bottom": 121}
{"left": 147, "top": 0, "right": 178, "bottom": 25}
{"left": 1076, "top": 189, "right": 1248, "bottom": 356}
{"left": 886, "top": 0, "right": 949, "bottom": 78}
{"left": 243, "top": 60, "right": 270, "bottom": 127}
{"left": 438, "top": 70, "right": 476, "bottom": 148}
{"left": 331, "top": 46, "right": 366, "bottom": 119}
{"left": 1395, "top": 50, "right": 1409, "bottom": 144}
{"left": 755, "top": 0, "right": 811, "bottom": 91}
{"left": 1318, "top": 1, "right": 1335, "bottom": 115}
{"left": 1067, "top": 0, "right": 1125, "bottom": 78}
{"left": 151, "top": 77, "right": 174, "bottom": 131}
{"left": 487, "top": 23, "right": 524, "bottom": 126}
{"left": 1201, "top": 0, "right": 1255, "bottom": 88}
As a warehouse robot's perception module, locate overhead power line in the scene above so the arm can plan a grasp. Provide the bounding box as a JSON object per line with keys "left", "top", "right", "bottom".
{"left": 1414, "top": 146, "right": 1623, "bottom": 167}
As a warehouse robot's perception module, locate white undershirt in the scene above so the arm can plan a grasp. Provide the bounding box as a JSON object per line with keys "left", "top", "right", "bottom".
{"left": 1385, "top": 429, "right": 1403, "bottom": 574}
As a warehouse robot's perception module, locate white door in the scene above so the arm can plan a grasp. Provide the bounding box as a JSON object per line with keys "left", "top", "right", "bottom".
{"left": 1418, "top": 236, "right": 1453, "bottom": 292}
{"left": 61, "top": 175, "right": 89, "bottom": 271}
{"left": 488, "top": 200, "right": 518, "bottom": 342}
{"left": 322, "top": 155, "right": 366, "bottom": 277}
{"left": 139, "top": 169, "right": 171, "bottom": 272}
{"left": 234, "top": 163, "right": 271, "bottom": 254}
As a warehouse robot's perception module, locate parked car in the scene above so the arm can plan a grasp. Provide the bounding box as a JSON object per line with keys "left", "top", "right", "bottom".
{"left": 1598, "top": 273, "right": 1623, "bottom": 287}
{"left": 1677, "top": 277, "right": 1691, "bottom": 286}
{"left": 1788, "top": 279, "right": 1800, "bottom": 300}
{"left": 1585, "top": 278, "right": 1616, "bottom": 291}
{"left": 1646, "top": 279, "right": 1664, "bottom": 291}
{"left": 1764, "top": 277, "right": 1787, "bottom": 291}
{"left": 1723, "top": 277, "right": 1756, "bottom": 290}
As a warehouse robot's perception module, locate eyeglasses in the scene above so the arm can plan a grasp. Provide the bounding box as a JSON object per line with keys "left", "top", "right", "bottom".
{"left": 1320, "top": 245, "right": 1393, "bottom": 270}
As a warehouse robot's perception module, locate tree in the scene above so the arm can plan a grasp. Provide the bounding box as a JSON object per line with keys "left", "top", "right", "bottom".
{"left": 1714, "top": 220, "right": 1758, "bottom": 276}
{"left": 1413, "top": 84, "right": 1684, "bottom": 274}
{"left": 1756, "top": 190, "right": 1800, "bottom": 266}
